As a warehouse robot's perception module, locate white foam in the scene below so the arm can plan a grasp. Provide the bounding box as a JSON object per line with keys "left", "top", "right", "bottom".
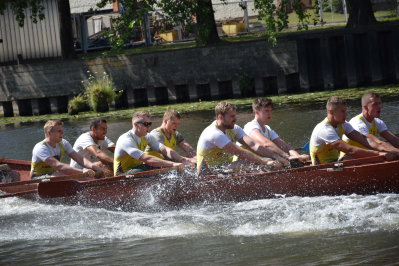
{"left": 1, "top": 194, "right": 398, "bottom": 241}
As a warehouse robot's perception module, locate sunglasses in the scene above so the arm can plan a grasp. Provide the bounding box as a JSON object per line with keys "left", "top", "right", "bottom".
{"left": 137, "top": 121, "right": 152, "bottom": 127}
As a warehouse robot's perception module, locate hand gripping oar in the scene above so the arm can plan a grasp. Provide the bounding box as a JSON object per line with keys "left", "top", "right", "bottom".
{"left": 38, "top": 166, "right": 181, "bottom": 199}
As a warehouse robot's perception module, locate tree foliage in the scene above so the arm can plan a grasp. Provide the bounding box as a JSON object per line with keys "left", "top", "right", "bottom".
{"left": 0, "top": 0, "right": 45, "bottom": 27}
{"left": 95, "top": 0, "right": 312, "bottom": 47}
{"left": 1, "top": 0, "right": 380, "bottom": 47}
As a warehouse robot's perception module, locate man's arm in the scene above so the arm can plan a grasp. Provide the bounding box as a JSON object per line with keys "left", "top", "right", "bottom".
{"left": 239, "top": 135, "right": 290, "bottom": 166}
{"left": 347, "top": 130, "right": 399, "bottom": 156}
{"left": 329, "top": 139, "right": 384, "bottom": 159}
{"left": 69, "top": 151, "right": 105, "bottom": 174}
{"left": 44, "top": 157, "right": 83, "bottom": 175}
{"left": 86, "top": 145, "right": 114, "bottom": 166}
{"left": 139, "top": 153, "right": 183, "bottom": 169}
{"left": 380, "top": 130, "right": 399, "bottom": 149}
{"left": 178, "top": 141, "right": 196, "bottom": 158}
{"left": 223, "top": 142, "right": 278, "bottom": 166}
{"left": 272, "top": 138, "right": 309, "bottom": 162}
{"left": 107, "top": 145, "right": 115, "bottom": 153}
{"left": 249, "top": 130, "right": 289, "bottom": 159}
{"left": 159, "top": 145, "right": 196, "bottom": 164}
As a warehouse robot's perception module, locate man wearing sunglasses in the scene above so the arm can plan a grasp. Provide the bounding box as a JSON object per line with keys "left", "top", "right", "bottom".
{"left": 146, "top": 110, "right": 196, "bottom": 160}
{"left": 114, "top": 111, "right": 194, "bottom": 175}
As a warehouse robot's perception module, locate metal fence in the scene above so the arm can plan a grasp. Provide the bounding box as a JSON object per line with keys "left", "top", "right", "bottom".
{"left": 73, "top": 0, "right": 399, "bottom": 52}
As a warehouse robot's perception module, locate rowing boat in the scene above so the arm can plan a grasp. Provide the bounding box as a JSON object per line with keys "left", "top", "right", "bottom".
{"left": 0, "top": 158, "right": 91, "bottom": 199}
{"left": 2, "top": 156, "right": 398, "bottom": 211}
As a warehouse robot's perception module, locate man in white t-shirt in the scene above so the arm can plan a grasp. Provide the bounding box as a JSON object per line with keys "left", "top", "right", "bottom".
{"left": 70, "top": 118, "right": 115, "bottom": 176}
{"left": 343, "top": 92, "right": 399, "bottom": 155}
{"left": 196, "top": 101, "right": 290, "bottom": 174}
{"left": 114, "top": 111, "right": 194, "bottom": 175}
{"left": 242, "top": 98, "right": 309, "bottom": 163}
{"left": 310, "top": 96, "right": 393, "bottom": 165}
{"left": 31, "top": 120, "right": 105, "bottom": 179}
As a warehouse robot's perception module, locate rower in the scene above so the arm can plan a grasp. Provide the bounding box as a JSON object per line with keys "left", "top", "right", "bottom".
{"left": 341, "top": 92, "right": 399, "bottom": 158}
{"left": 30, "top": 120, "right": 105, "bottom": 179}
{"left": 146, "top": 110, "right": 196, "bottom": 160}
{"left": 309, "top": 96, "right": 394, "bottom": 165}
{"left": 70, "top": 118, "right": 115, "bottom": 177}
{"left": 113, "top": 111, "right": 194, "bottom": 175}
{"left": 242, "top": 98, "right": 309, "bottom": 163}
{"left": 196, "top": 101, "right": 290, "bottom": 175}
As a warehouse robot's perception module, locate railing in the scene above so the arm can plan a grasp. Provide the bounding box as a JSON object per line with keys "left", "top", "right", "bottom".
{"left": 72, "top": 0, "right": 399, "bottom": 52}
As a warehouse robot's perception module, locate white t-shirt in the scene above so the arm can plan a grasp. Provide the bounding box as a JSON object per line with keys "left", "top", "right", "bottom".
{"left": 197, "top": 121, "right": 246, "bottom": 151}
{"left": 114, "top": 130, "right": 164, "bottom": 160}
{"left": 243, "top": 119, "right": 279, "bottom": 140}
{"left": 347, "top": 113, "right": 388, "bottom": 135}
{"left": 310, "top": 119, "right": 355, "bottom": 147}
{"left": 32, "top": 139, "right": 74, "bottom": 163}
{"left": 70, "top": 132, "right": 115, "bottom": 169}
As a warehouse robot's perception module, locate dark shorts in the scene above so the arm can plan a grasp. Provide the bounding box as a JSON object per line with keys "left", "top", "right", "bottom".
{"left": 123, "top": 164, "right": 158, "bottom": 175}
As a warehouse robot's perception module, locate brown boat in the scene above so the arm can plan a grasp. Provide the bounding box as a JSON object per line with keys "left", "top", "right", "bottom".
{"left": 2, "top": 156, "right": 399, "bottom": 211}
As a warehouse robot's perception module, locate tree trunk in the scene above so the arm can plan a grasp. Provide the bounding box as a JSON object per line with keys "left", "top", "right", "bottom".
{"left": 57, "top": 0, "right": 75, "bottom": 59}
{"left": 195, "top": 0, "right": 220, "bottom": 45}
{"left": 346, "top": 0, "right": 377, "bottom": 28}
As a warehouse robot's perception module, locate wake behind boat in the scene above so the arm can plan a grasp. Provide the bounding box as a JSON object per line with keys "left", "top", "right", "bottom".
{"left": 1, "top": 156, "right": 399, "bottom": 211}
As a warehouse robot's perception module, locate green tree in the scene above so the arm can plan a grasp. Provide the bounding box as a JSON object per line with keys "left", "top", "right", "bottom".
{"left": 346, "top": 0, "right": 377, "bottom": 27}
{"left": 0, "top": 0, "right": 380, "bottom": 47}
{"left": 91, "top": 0, "right": 381, "bottom": 46}
{"left": 0, "top": 0, "right": 45, "bottom": 27}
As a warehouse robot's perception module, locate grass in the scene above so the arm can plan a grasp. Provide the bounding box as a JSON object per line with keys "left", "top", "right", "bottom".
{"left": 1, "top": 85, "right": 399, "bottom": 127}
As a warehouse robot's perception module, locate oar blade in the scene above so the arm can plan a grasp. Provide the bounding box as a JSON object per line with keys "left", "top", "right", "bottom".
{"left": 38, "top": 180, "right": 81, "bottom": 198}
{"left": 301, "top": 141, "right": 310, "bottom": 153}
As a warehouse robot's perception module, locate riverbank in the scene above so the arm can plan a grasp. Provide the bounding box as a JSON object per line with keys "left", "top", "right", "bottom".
{"left": 1, "top": 85, "right": 399, "bottom": 127}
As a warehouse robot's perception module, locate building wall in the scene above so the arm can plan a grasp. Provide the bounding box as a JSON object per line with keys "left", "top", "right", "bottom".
{"left": 69, "top": 0, "right": 113, "bottom": 14}
{"left": 0, "top": 0, "right": 62, "bottom": 64}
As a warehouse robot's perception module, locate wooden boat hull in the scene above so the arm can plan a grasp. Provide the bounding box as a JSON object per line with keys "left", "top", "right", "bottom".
{"left": 34, "top": 156, "right": 399, "bottom": 211}
{"left": 2, "top": 156, "right": 399, "bottom": 210}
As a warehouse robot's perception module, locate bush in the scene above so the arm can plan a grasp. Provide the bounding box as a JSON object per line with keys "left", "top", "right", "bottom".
{"left": 68, "top": 94, "right": 89, "bottom": 115}
{"left": 84, "top": 72, "right": 118, "bottom": 112}
{"left": 238, "top": 75, "right": 255, "bottom": 97}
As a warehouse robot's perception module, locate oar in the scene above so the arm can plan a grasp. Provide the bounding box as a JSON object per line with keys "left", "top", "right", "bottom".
{"left": 38, "top": 166, "right": 181, "bottom": 199}
{"left": 0, "top": 173, "right": 87, "bottom": 188}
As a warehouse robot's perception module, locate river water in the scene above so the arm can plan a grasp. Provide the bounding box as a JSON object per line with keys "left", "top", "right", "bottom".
{"left": 1, "top": 101, "right": 399, "bottom": 265}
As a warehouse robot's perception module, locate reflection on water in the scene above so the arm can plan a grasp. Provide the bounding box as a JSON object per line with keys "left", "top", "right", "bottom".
{"left": 1, "top": 101, "right": 399, "bottom": 264}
